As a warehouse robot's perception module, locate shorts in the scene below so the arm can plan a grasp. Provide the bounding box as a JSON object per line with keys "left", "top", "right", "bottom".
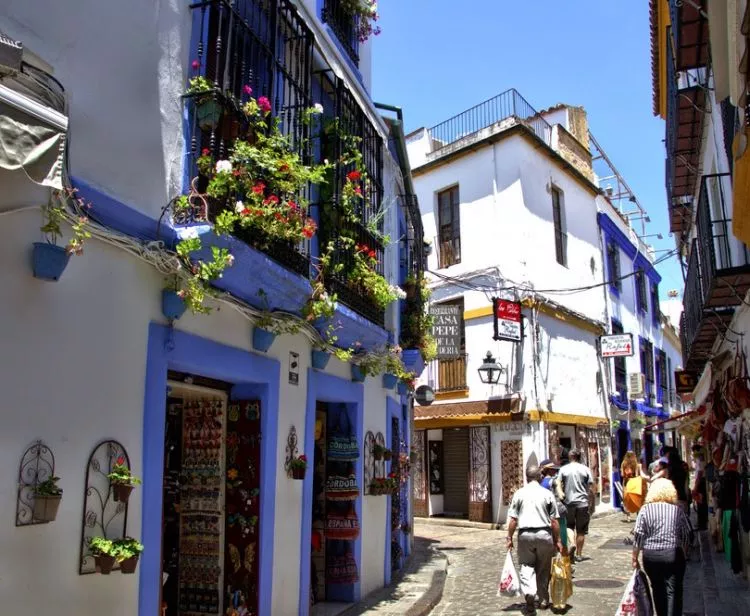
{"left": 567, "top": 506, "right": 590, "bottom": 535}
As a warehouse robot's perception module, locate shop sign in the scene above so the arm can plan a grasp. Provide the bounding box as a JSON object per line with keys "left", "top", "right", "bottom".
{"left": 493, "top": 298, "right": 522, "bottom": 342}
{"left": 430, "top": 303, "right": 462, "bottom": 358}
{"left": 599, "top": 333, "right": 634, "bottom": 358}
{"left": 674, "top": 370, "right": 697, "bottom": 394}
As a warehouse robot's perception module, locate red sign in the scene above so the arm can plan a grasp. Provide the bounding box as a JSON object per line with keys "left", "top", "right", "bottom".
{"left": 493, "top": 299, "right": 522, "bottom": 342}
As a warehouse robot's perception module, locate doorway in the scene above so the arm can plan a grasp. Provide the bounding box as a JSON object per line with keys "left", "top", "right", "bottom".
{"left": 442, "top": 428, "right": 469, "bottom": 517}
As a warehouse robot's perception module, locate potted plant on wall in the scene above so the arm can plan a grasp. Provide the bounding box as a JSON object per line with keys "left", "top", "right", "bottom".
{"left": 89, "top": 537, "right": 117, "bottom": 574}
{"left": 107, "top": 459, "right": 141, "bottom": 503}
{"left": 162, "top": 278, "right": 187, "bottom": 321}
{"left": 185, "top": 72, "right": 222, "bottom": 130}
{"left": 372, "top": 443, "right": 385, "bottom": 461}
{"left": 114, "top": 537, "right": 144, "bottom": 574}
{"left": 32, "top": 476, "right": 63, "bottom": 522}
{"left": 252, "top": 289, "right": 301, "bottom": 352}
{"left": 382, "top": 448, "right": 393, "bottom": 462}
{"left": 288, "top": 454, "right": 308, "bottom": 480}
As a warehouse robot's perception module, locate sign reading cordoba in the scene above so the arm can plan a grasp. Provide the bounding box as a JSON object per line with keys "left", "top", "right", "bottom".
{"left": 493, "top": 298, "right": 522, "bottom": 342}
{"left": 599, "top": 333, "right": 634, "bottom": 358}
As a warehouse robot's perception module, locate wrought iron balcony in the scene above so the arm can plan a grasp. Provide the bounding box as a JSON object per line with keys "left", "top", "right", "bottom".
{"left": 681, "top": 173, "right": 749, "bottom": 374}
{"left": 322, "top": 0, "right": 360, "bottom": 66}
{"left": 427, "top": 88, "right": 552, "bottom": 155}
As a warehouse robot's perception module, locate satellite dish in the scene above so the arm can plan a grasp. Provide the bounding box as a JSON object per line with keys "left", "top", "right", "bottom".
{"left": 415, "top": 385, "right": 435, "bottom": 406}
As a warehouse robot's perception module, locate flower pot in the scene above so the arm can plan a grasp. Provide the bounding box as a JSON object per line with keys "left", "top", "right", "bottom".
{"left": 162, "top": 289, "right": 186, "bottom": 320}
{"left": 252, "top": 327, "right": 276, "bottom": 352}
{"left": 119, "top": 555, "right": 140, "bottom": 574}
{"left": 291, "top": 467, "right": 306, "bottom": 480}
{"left": 397, "top": 382, "right": 409, "bottom": 396}
{"left": 311, "top": 350, "right": 331, "bottom": 370}
{"left": 401, "top": 349, "right": 425, "bottom": 375}
{"left": 196, "top": 98, "right": 222, "bottom": 130}
{"left": 32, "top": 242, "right": 70, "bottom": 281}
{"left": 32, "top": 494, "right": 61, "bottom": 522}
{"left": 112, "top": 483, "right": 134, "bottom": 503}
{"left": 382, "top": 373, "right": 398, "bottom": 390}
{"left": 383, "top": 451, "right": 393, "bottom": 461}
{"left": 95, "top": 554, "right": 116, "bottom": 575}
{"left": 351, "top": 365, "right": 365, "bottom": 383}
{"left": 373, "top": 450, "right": 383, "bottom": 461}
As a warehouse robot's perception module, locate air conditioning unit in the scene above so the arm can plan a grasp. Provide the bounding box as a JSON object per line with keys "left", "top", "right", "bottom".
{"left": 628, "top": 373, "right": 645, "bottom": 398}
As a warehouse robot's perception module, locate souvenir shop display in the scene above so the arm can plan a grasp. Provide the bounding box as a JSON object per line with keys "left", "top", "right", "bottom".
{"left": 326, "top": 541, "right": 359, "bottom": 584}
{"left": 327, "top": 410, "right": 359, "bottom": 462}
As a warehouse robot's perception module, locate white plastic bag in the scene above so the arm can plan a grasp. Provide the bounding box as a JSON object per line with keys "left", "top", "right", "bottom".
{"left": 497, "top": 551, "right": 521, "bottom": 597}
{"left": 614, "top": 570, "right": 637, "bottom": 615}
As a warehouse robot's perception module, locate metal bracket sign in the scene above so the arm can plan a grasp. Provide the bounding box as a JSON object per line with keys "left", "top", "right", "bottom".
{"left": 600, "top": 333, "right": 634, "bottom": 358}
{"left": 674, "top": 370, "right": 697, "bottom": 394}
{"left": 493, "top": 298, "right": 522, "bottom": 342}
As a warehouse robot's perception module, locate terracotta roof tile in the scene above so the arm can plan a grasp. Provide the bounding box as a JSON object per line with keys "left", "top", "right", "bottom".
{"left": 414, "top": 397, "right": 520, "bottom": 420}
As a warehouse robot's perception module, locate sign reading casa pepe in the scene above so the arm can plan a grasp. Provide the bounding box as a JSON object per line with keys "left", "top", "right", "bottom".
{"left": 599, "top": 333, "right": 634, "bottom": 358}
{"left": 493, "top": 298, "right": 522, "bottom": 342}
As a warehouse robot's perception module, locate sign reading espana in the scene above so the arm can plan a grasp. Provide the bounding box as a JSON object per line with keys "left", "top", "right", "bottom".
{"left": 600, "top": 333, "right": 634, "bottom": 358}
{"left": 430, "top": 303, "right": 462, "bottom": 358}
{"left": 493, "top": 298, "right": 522, "bottom": 342}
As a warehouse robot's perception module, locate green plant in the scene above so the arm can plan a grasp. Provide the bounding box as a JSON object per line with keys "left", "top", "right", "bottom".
{"left": 185, "top": 75, "right": 215, "bottom": 101}
{"left": 340, "top": 0, "right": 381, "bottom": 42}
{"left": 112, "top": 537, "right": 144, "bottom": 561}
{"left": 107, "top": 462, "right": 141, "bottom": 487}
{"left": 89, "top": 537, "right": 115, "bottom": 556}
{"left": 373, "top": 443, "right": 386, "bottom": 456}
{"left": 40, "top": 188, "right": 91, "bottom": 255}
{"left": 288, "top": 455, "right": 308, "bottom": 471}
{"left": 34, "top": 476, "right": 62, "bottom": 497}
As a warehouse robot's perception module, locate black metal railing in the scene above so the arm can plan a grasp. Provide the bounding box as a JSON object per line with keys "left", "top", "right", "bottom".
{"left": 682, "top": 241, "right": 703, "bottom": 360}
{"left": 184, "top": 0, "right": 313, "bottom": 275}
{"left": 427, "top": 88, "right": 552, "bottom": 153}
{"left": 322, "top": 0, "right": 360, "bottom": 66}
{"left": 402, "top": 193, "right": 425, "bottom": 280}
{"left": 696, "top": 173, "right": 748, "bottom": 301}
{"left": 433, "top": 354, "right": 468, "bottom": 392}
{"left": 679, "top": 312, "right": 690, "bottom": 368}
{"left": 665, "top": 31, "right": 678, "bottom": 213}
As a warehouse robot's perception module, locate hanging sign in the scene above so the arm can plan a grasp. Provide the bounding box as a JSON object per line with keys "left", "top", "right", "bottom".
{"left": 430, "top": 304, "right": 462, "bottom": 358}
{"left": 600, "top": 333, "right": 634, "bottom": 358}
{"left": 674, "top": 370, "right": 697, "bottom": 394}
{"left": 415, "top": 385, "right": 435, "bottom": 406}
{"left": 493, "top": 298, "right": 522, "bottom": 342}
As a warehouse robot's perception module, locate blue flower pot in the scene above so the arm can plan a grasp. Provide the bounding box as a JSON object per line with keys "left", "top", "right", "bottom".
{"left": 252, "top": 327, "right": 276, "bottom": 352}
{"left": 382, "top": 373, "right": 398, "bottom": 390}
{"left": 351, "top": 365, "right": 366, "bottom": 383}
{"left": 162, "top": 289, "right": 186, "bottom": 320}
{"left": 32, "top": 242, "right": 70, "bottom": 281}
{"left": 397, "top": 382, "right": 409, "bottom": 396}
{"left": 312, "top": 350, "right": 331, "bottom": 370}
{"left": 401, "top": 349, "right": 426, "bottom": 377}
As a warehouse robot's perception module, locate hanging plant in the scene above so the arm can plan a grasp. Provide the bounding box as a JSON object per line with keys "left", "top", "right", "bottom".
{"left": 32, "top": 476, "right": 63, "bottom": 522}
{"left": 107, "top": 458, "right": 141, "bottom": 503}
{"left": 89, "top": 537, "right": 117, "bottom": 574}
{"left": 400, "top": 274, "right": 437, "bottom": 362}
{"left": 113, "top": 537, "right": 144, "bottom": 574}
{"left": 340, "top": 0, "right": 382, "bottom": 43}
{"left": 288, "top": 455, "right": 308, "bottom": 480}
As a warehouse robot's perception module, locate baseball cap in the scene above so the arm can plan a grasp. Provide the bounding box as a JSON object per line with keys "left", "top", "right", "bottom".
{"left": 539, "top": 458, "right": 559, "bottom": 470}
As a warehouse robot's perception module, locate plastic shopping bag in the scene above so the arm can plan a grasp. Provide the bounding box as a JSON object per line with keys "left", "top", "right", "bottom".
{"left": 615, "top": 570, "right": 638, "bottom": 615}
{"left": 497, "top": 551, "right": 520, "bottom": 597}
{"left": 615, "top": 569, "right": 653, "bottom": 616}
{"left": 550, "top": 554, "right": 573, "bottom": 609}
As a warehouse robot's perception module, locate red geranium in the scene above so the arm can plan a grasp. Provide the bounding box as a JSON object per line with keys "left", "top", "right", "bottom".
{"left": 252, "top": 182, "right": 265, "bottom": 195}
{"left": 347, "top": 170, "right": 361, "bottom": 182}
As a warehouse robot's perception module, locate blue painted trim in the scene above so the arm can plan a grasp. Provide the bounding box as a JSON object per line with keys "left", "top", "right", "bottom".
{"left": 631, "top": 400, "right": 669, "bottom": 419}
{"left": 322, "top": 23, "right": 364, "bottom": 87}
{"left": 597, "top": 213, "right": 661, "bottom": 284}
{"left": 299, "top": 370, "right": 364, "bottom": 615}
{"left": 610, "top": 395, "right": 629, "bottom": 412}
{"left": 139, "top": 323, "right": 280, "bottom": 616}
{"left": 385, "top": 397, "right": 401, "bottom": 585}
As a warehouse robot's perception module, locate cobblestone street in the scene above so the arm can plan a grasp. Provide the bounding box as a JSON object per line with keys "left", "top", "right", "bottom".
{"left": 418, "top": 514, "right": 695, "bottom": 616}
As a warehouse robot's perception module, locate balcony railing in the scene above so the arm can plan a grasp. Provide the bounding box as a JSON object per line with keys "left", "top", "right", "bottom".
{"left": 433, "top": 354, "right": 468, "bottom": 392}
{"left": 427, "top": 88, "right": 552, "bottom": 154}
{"left": 682, "top": 241, "right": 702, "bottom": 366}
{"left": 322, "top": 0, "right": 360, "bottom": 66}
{"left": 402, "top": 193, "right": 425, "bottom": 280}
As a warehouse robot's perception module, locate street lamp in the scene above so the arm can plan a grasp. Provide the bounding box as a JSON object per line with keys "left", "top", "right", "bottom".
{"left": 478, "top": 351, "right": 503, "bottom": 385}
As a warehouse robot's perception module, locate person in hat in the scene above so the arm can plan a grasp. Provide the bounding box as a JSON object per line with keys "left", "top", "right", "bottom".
{"left": 558, "top": 449, "right": 593, "bottom": 562}
{"left": 540, "top": 458, "right": 568, "bottom": 552}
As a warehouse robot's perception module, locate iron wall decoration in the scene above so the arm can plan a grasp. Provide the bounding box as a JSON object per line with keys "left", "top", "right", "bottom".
{"left": 374, "top": 432, "right": 386, "bottom": 479}
{"left": 364, "top": 431, "right": 375, "bottom": 491}
{"left": 428, "top": 441, "right": 444, "bottom": 494}
{"left": 469, "top": 426, "right": 491, "bottom": 522}
{"left": 16, "top": 440, "right": 56, "bottom": 526}
{"left": 412, "top": 430, "right": 426, "bottom": 501}
{"left": 79, "top": 440, "right": 130, "bottom": 574}
{"left": 284, "top": 424, "right": 299, "bottom": 476}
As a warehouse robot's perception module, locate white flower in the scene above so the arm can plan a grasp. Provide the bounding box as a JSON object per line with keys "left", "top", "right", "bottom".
{"left": 324, "top": 158, "right": 329, "bottom": 165}
{"left": 216, "top": 160, "right": 233, "bottom": 174}
{"left": 177, "top": 226, "right": 199, "bottom": 240}
{"left": 235, "top": 200, "right": 245, "bottom": 213}
{"left": 313, "top": 103, "right": 324, "bottom": 114}
{"left": 391, "top": 285, "right": 407, "bottom": 300}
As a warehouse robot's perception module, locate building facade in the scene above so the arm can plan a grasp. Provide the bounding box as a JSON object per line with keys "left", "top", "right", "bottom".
{"left": 0, "top": 2, "right": 427, "bottom": 615}
{"left": 404, "top": 95, "right": 672, "bottom": 524}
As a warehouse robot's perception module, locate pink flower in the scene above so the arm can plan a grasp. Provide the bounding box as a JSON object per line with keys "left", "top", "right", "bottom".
{"left": 354, "top": 186, "right": 362, "bottom": 196}
{"left": 243, "top": 84, "right": 253, "bottom": 96}
{"left": 192, "top": 60, "right": 200, "bottom": 71}
{"left": 201, "top": 148, "right": 210, "bottom": 156}
{"left": 258, "top": 96, "right": 272, "bottom": 114}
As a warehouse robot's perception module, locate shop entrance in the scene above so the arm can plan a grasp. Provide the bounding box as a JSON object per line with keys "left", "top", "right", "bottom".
{"left": 160, "top": 373, "right": 261, "bottom": 616}
{"left": 443, "top": 428, "right": 469, "bottom": 517}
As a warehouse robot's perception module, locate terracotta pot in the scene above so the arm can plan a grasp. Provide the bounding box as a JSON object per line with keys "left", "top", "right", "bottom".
{"left": 32, "top": 494, "right": 62, "bottom": 522}
{"left": 291, "top": 467, "right": 306, "bottom": 480}
{"left": 112, "top": 484, "right": 134, "bottom": 502}
{"left": 119, "top": 555, "right": 140, "bottom": 574}
{"left": 383, "top": 451, "right": 393, "bottom": 461}
{"left": 95, "top": 555, "right": 116, "bottom": 575}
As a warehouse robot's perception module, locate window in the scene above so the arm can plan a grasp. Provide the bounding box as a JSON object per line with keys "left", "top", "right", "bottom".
{"left": 612, "top": 321, "right": 628, "bottom": 402}
{"left": 635, "top": 270, "right": 648, "bottom": 314}
{"left": 656, "top": 349, "right": 668, "bottom": 406}
{"left": 436, "top": 298, "right": 467, "bottom": 391}
{"left": 322, "top": 0, "right": 360, "bottom": 66}
{"left": 437, "top": 186, "right": 461, "bottom": 268}
{"left": 606, "top": 239, "right": 622, "bottom": 293}
{"left": 640, "top": 338, "right": 655, "bottom": 403}
{"left": 551, "top": 186, "right": 567, "bottom": 266}
{"left": 650, "top": 282, "right": 661, "bottom": 325}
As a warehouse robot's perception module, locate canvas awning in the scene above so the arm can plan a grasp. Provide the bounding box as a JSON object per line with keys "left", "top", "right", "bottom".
{"left": 643, "top": 408, "right": 705, "bottom": 432}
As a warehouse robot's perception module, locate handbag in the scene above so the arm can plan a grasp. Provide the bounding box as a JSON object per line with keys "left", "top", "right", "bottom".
{"left": 328, "top": 409, "right": 359, "bottom": 461}
{"left": 326, "top": 502, "right": 360, "bottom": 540}
{"left": 326, "top": 541, "right": 359, "bottom": 584}
{"left": 550, "top": 554, "right": 573, "bottom": 609}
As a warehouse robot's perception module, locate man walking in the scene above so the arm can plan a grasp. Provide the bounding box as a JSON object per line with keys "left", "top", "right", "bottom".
{"left": 506, "top": 465, "right": 563, "bottom": 615}
{"left": 558, "top": 449, "right": 593, "bottom": 562}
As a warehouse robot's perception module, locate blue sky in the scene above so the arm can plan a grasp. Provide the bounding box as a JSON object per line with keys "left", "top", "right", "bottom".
{"left": 371, "top": 0, "right": 684, "bottom": 300}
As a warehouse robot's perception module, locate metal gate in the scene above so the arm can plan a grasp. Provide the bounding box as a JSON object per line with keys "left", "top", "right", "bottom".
{"left": 469, "top": 426, "right": 492, "bottom": 522}
{"left": 442, "top": 429, "right": 469, "bottom": 516}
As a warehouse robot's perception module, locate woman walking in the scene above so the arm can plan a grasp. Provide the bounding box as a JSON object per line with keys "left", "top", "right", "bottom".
{"left": 632, "top": 478, "right": 692, "bottom": 616}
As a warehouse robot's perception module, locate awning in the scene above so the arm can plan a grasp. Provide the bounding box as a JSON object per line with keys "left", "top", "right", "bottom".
{"left": 414, "top": 396, "right": 520, "bottom": 421}
{"left": 643, "top": 408, "right": 705, "bottom": 432}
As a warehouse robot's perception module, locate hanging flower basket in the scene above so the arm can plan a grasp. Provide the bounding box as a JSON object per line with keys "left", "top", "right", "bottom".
{"left": 351, "top": 364, "right": 366, "bottom": 383}
{"left": 196, "top": 98, "right": 222, "bottom": 131}
{"left": 373, "top": 443, "right": 385, "bottom": 461}
{"left": 161, "top": 289, "right": 186, "bottom": 320}
{"left": 119, "top": 554, "right": 140, "bottom": 574}
{"left": 312, "top": 350, "right": 331, "bottom": 370}
{"left": 112, "top": 484, "right": 134, "bottom": 502}
{"left": 382, "top": 373, "right": 398, "bottom": 390}
{"left": 95, "top": 554, "right": 116, "bottom": 575}
{"left": 32, "top": 494, "right": 62, "bottom": 522}
{"left": 291, "top": 466, "right": 306, "bottom": 480}
{"left": 383, "top": 449, "right": 393, "bottom": 461}
{"left": 252, "top": 327, "right": 276, "bottom": 352}
{"left": 32, "top": 242, "right": 70, "bottom": 281}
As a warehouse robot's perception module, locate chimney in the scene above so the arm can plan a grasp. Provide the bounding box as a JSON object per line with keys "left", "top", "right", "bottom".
{"left": 543, "top": 105, "right": 594, "bottom": 182}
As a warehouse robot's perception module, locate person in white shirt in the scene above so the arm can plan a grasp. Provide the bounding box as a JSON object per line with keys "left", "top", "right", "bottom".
{"left": 558, "top": 449, "right": 593, "bottom": 562}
